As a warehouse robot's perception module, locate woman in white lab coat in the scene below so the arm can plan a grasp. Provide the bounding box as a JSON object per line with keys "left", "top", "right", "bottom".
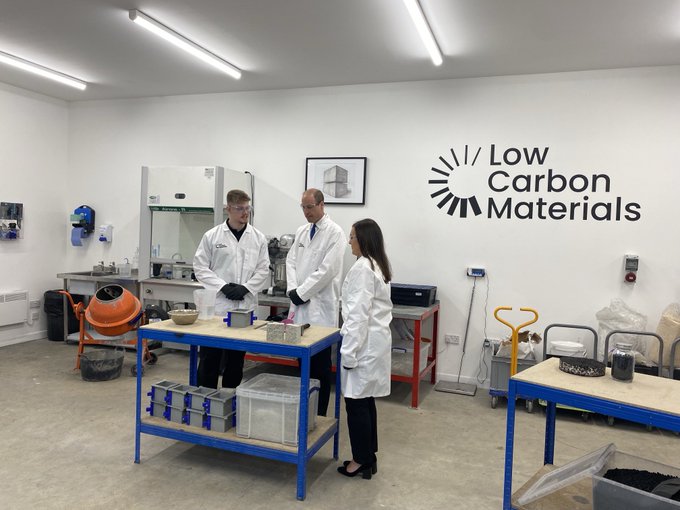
{"left": 338, "top": 219, "right": 392, "bottom": 480}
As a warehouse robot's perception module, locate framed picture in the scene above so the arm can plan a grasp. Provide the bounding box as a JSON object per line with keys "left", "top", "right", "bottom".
{"left": 305, "top": 157, "right": 367, "bottom": 205}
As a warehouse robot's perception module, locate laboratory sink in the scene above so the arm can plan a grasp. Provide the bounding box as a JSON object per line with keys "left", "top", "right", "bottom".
{"left": 68, "top": 270, "right": 118, "bottom": 277}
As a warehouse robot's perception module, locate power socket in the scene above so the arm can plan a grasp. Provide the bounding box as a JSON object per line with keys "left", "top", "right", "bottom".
{"left": 445, "top": 334, "right": 460, "bottom": 345}
{"left": 30, "top": 299, "right": 41, "bottom": 309}
{"left": 31, "top": 311, "right": 39, "bottom": 320}
{"left": 483, "top": 338, "right": 491, "bottom": 348}
{"left": 466, "top": 267, "right": 486, "bottom": 277}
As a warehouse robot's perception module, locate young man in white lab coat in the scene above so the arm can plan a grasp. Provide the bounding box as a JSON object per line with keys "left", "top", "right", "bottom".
{"left": 193, "top": 189, "right": 270, "bottom": 388}
{"left": 286, "top": 188, "right": 345, "bottom": 415}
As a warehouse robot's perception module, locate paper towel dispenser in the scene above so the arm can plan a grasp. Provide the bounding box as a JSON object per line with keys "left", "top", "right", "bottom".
{"left": 71, "top": 205, "right": 95, "bottom": 233}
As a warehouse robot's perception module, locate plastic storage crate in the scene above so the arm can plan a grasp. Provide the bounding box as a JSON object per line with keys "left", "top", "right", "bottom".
{"left": 391, "top": 339, "right": 430, "bottom": 376}
{"left": 490, "top": 355, "right": 538, "bottom": 393}
{"left": 517, "top": 443, "right": 680, "bottom": 509}
{"left": 592, "top": 450, "right": 680, "bottom": 510}
{"left": 236, "top": 373, "right": 320, "bottom": 446}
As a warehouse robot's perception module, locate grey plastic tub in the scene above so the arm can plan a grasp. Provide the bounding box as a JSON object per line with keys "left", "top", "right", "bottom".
{"left": 148, "top": 380, "right": 179, "bottom": 403}
{"left": 166, "top": 384, "right": 195, "bottom": 407}
{"left": 186, "top": 386, "right": 217, "bottom": 411}
{"left": 203, "top": 388, "right": 236, "bottom": 416}
{"left": 206, "top": 411, "right": 235, "bottom": 433}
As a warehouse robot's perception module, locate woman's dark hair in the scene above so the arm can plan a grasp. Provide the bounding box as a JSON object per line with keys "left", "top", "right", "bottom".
{"left": 353, "top": 218, "right": 392, "bottom": 283}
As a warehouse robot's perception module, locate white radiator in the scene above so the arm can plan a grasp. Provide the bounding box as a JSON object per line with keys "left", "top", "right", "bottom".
{"left": 0, "top": 290, "right": 28, "bottom": 326}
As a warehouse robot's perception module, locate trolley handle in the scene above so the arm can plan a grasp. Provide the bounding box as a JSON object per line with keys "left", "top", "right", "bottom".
{"left": 543, "top": 323, "right": 598, "bottom": 362}
{"left": 669, "top": 337, "right": 680, "bottom": 378}
{"left": 603, "top": 330, "right": 664, "bottom": 377}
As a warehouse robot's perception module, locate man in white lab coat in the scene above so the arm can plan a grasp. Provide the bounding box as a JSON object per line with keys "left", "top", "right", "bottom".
{"left": 286, "top": 188, "right": 345, "bottom": 415}
{"left": 193, "top": 189, "right": 270, "bottom": 388}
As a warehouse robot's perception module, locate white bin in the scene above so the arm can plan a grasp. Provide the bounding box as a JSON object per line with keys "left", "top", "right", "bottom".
{"left": 236, "top": 373, "right": 319, "bottom": 446}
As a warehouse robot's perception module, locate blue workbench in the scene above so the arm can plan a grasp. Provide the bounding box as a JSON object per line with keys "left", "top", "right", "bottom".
{"left": 134, "top": 318, "right": 342, "bottom": 501}
{"left": 503, "top": 357, "right": 680, "bottom": 509}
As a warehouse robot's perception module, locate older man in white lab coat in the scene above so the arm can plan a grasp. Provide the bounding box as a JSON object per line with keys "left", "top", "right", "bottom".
{"left": 194, "top": 189, "right": 270, "bottom": 389}
{"left": 286, "top": 188, "right": 345, "bottom": 415}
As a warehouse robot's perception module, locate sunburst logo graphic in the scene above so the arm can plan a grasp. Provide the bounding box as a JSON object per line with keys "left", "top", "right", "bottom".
{"left": 429, "top": 145, "right": 483, "bottom": 217}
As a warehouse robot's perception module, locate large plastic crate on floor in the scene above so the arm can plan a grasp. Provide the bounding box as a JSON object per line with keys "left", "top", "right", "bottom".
{"left": 236, "top": 373, "right": 319, "bottom": 446}
{"left": 490, "top": 355, "right": 537, "bottom": 393}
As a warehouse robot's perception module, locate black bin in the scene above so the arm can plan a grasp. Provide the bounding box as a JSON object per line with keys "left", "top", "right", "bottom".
{"left": 43, "top": 290, "right": 83, "bottom": 341}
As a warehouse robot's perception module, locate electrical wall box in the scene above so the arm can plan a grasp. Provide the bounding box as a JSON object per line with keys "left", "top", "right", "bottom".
{"left": 467, "top": 267, "right": 486, "bottom": 277}
{"left": 624, "top": 254, "right": 639, "bottom": 272}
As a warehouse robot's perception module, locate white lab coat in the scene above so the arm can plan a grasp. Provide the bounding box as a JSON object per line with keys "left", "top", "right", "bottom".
{"left": 286, "top": 214, "right": 345, "bottom": 327}
{"left": 193, "top": 222, "right": 270, "bottom": 316}
{"left": 340, "top": 256, "right": 392, "bottom": 399}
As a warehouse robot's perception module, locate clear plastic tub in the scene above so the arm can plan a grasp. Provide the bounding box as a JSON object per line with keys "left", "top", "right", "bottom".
{"left": 236, "top": 373, "right": 319, "bottom": 446}
{"left": 518, "top": 443, "right": 614, "bottom": 506}
{"left": 517, "top": 443, "right": 680, "bottom": 509}
{"left": 592, "top": 450, "right": 680, "bottom": 509}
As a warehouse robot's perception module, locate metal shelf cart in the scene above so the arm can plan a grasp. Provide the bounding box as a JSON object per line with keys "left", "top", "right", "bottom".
{"left": 134, "top": 318, "right": 342, "bottom": 501}
{"left": 502, "top": 358, "right": 680, "bottom": 509}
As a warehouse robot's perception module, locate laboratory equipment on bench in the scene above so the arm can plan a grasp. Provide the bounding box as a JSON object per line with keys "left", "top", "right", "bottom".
{"left": 264, "top": 234, "right": 294, "bottom": 296}
{"left": 60, "top": 285, "right": 157, "bottom": 377}
{"left": 70, "top": 205, "right": 95, "bottom": 246}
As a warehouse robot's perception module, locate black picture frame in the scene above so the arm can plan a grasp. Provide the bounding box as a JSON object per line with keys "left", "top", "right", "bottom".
{"left": 305, "top": 157, "right": 367, "bottom": 205}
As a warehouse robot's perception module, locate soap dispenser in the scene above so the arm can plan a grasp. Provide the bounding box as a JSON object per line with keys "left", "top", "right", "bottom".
{"left": 98, "top": 224, "right": 113, "bottom": 243}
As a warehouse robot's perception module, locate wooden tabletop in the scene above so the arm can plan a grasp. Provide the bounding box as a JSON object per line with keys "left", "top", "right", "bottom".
{"left": 141, "top": 317, "right": 339, "bottom": 348}
{"left": 512, "top": 357, "right": 680, "bottom": 416}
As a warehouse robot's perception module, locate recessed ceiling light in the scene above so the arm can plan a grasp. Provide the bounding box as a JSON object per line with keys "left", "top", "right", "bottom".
{"left": 0, "top": 50, "right": 87, "bottom": 90}
{"left": 129, "top": 9, "right": 241, "bottom": 80}
{"left": 402, "top": 0, "right": 443, "bottom": 66}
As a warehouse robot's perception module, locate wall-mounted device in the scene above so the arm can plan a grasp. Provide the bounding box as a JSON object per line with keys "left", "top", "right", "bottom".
{"left": 467, "top": 267, "right": 486, "bottom": 278}
{"left": 70, "top": 205, "right": 95, "bottom": 246}
{"left": 624, "top": 254, "right": 638, "bottom": 283}
{"left": 0, "top": 202, "right": 23, "bottom": 240}
{"left": 98, "top": 224, "right": 113, "bottom": 243}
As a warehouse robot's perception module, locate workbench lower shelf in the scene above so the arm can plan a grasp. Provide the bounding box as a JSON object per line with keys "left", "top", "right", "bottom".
{"left": 140, "top": 415, "right": 338, "bottom": 459}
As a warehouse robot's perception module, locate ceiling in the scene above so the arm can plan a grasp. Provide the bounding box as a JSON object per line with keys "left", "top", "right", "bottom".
{"left": 1, "top": 0, "right": 679, "bottom": 102}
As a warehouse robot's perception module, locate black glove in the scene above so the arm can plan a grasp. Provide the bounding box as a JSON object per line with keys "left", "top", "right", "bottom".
{"left": 288, "top": 288, "right": 308, "bottom": 306}
{"left": 221, "top": 283, "right": 249, "bottom": 301}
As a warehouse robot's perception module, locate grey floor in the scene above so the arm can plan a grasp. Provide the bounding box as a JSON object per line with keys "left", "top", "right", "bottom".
{"left": 2, "top": 339, "right": 678, "bottom": 510}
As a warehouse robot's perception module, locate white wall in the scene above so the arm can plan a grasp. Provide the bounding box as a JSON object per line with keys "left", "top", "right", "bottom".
{"left": 0, "top": 83, "right": 69, "bottom": 346}
{"left": 64, "top": 65, "right": 680, "bottom": 385}
{"left": 7, "top": 65, "right": 680, "bottom": 383}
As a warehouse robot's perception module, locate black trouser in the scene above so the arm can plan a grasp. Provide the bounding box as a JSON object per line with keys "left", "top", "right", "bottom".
{"left": 197, "top": 347, "right": 246, "bottom": 389}
{"left": 308, "top": 346, "right": 332, "bottom": 416}
{"left": 344, "top": 396, "right": 378, "bottom": 466}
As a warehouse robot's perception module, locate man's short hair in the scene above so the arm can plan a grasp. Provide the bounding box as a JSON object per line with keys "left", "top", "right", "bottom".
{"left": 227, "top": 189, "right": 251, "bottom": 204}
{"left": 307, "top": 189, "right": 324, "bottom": 204}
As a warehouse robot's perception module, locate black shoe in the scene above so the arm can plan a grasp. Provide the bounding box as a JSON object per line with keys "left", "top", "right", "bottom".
{"left": 337, "top": 462, "right": 372, "bottom": 479}
{"left": 344, "top": 460, "right": 377, "bottom": 474}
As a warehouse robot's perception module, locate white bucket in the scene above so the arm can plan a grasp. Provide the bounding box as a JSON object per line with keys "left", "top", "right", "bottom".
{"left": 549, "top": 340, "right": 587, "bottom": 358}
{"left": 193, "top": 289, "right": 217, "bottom": 320}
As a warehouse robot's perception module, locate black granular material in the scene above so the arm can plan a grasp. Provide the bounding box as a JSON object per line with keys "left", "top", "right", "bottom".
{"left": 603, "top": 469, "right": 680, "bottom": 501}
